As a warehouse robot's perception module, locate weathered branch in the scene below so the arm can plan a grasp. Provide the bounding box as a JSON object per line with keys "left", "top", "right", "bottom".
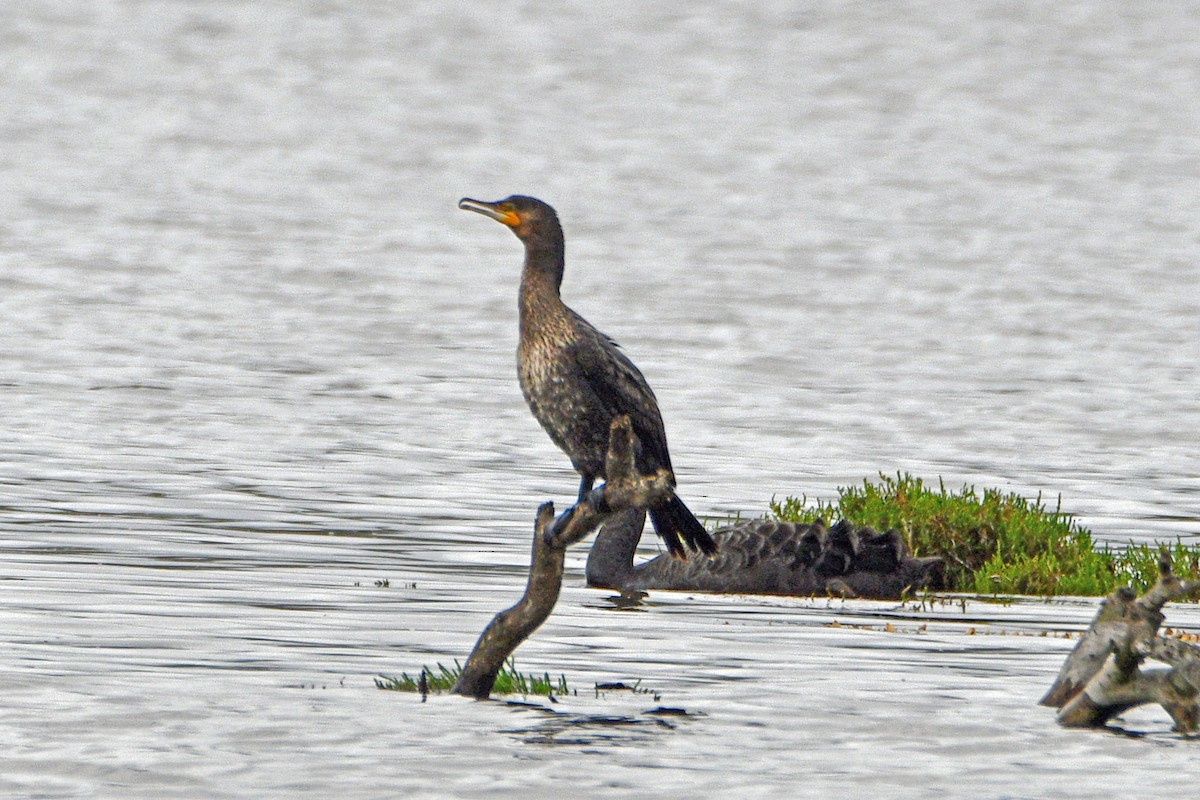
{"left": 451, "top": 416, "right": 673, "bottom": 699}
{"left": 1042, "top": 554, "right": 1200, "bottom": 732}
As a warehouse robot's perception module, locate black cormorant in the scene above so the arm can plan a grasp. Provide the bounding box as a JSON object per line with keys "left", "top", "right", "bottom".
{"left": 458, "top": 195, "right": 717, "bottom": 558}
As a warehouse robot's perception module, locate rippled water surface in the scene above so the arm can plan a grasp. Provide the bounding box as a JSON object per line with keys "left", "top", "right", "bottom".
{"left": 3, "top": 2, "right": 1200, "bottom": 797}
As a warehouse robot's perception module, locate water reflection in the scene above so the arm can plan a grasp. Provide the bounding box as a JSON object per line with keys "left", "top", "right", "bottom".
{"left": 501, "top": 703, "right": 696, "bottom": 749}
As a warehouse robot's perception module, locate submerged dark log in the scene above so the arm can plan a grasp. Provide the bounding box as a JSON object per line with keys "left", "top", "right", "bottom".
{"left": 1042, "top": 555, "right": 1200, "bottom": 732}
{"left": 452, "top": 415, "right": 673, "bottom": 699}
{"left": 586, "top": 513, "right": 944, "bottom": 600}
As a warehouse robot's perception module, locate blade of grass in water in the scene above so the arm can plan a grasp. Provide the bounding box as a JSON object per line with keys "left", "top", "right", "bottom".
{"left": 376, "top": 658, "right": 570, "bottom": 697}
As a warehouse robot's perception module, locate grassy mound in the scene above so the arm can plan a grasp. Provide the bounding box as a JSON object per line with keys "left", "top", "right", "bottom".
{"left": 770, "top": 473, "right": 1199, "bottom": 596}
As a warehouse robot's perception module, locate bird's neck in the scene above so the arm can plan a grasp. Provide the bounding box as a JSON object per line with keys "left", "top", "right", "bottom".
{"left": 518, "top": 242, "right": 566, "bottom": 331}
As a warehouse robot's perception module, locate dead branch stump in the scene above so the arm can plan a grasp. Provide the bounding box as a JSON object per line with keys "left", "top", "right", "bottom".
{"left": 452, "top": 415, "right": 673, "bottom": 699}
{"left": 1041, "top": 555, "right": 1200, "bottom": 732}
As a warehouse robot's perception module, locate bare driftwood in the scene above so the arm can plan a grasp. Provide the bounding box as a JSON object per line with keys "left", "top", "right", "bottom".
{"left": 452, "top": 415, "right": 673, "bottom": 699}
{"left": 1041, "top": 555, "right": 1200, "bottom": 732}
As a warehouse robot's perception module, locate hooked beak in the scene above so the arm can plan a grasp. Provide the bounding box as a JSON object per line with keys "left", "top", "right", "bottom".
{"left": 458, "top": 197, "right": 520, "bottom": 227}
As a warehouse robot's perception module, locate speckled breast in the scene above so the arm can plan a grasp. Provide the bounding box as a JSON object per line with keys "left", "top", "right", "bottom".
{"left": 517, "top": 341, "right": 611, "bottom": 479}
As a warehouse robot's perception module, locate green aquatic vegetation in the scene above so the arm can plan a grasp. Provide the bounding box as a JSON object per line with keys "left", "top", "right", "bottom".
{"left": 770, "top": 473, "right": 1199, "bottom": 597}
{"left": 1090, "top": 538, "right": 1200, "bottom": 594}
{"left": 376, "top": 658, "right": 569, "bottom": 697}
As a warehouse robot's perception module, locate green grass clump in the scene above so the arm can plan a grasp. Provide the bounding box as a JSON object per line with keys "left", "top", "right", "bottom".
{"left": 770, "top": 472, "right": 1199, "bottom": 597}
{"left": 375, "top": 658, "right": 569, "bottom": 697}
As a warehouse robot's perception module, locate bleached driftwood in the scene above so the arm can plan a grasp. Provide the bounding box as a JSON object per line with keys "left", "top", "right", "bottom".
{"left": 452, "top": 415, "right": 672, "bottom": 699}
{"left": 1041, "top": 555, "right": 1200, "bottom": 732}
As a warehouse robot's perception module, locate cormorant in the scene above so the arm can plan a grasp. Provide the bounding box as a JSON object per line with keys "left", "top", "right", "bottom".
{"left": 458, "top": 195, "right": 717, "bottom": 558}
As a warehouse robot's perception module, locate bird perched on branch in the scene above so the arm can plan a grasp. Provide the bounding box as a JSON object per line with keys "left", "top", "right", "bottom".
{"left": 459, "top": 194, "right": 716, "bottom": 558}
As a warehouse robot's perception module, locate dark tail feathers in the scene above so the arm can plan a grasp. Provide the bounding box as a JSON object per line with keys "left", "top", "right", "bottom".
{"left": 648, "top": 494, "right": 718, "bottom": 558}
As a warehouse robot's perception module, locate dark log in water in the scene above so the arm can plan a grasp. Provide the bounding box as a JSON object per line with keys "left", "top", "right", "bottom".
{"left": 586, "top": 512, "right": 943, "bottom": 599}
{"left": 452, "top": 415, "right": 673, "bottom": 699}
{"left": 1041, "top": 555, "right": 1200, "bottom": 732}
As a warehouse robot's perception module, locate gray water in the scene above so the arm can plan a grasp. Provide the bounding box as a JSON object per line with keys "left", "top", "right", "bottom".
{"left": 3, "top": 2, "right": 1199, "bottom": 797}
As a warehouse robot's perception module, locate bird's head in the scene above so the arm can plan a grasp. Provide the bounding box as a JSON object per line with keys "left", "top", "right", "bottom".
{"left": 458, "top": 195, "right": 562, "bottom": 245}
